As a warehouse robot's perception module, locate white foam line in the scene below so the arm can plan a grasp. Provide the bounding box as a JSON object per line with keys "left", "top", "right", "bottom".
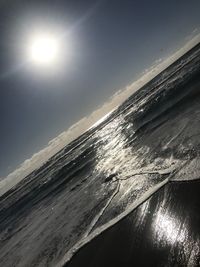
{"left": 56, "top": 178, "right": 169, "bottom": 267}
{"left": 83, "top": 181, "right": 120, "bottom": 238}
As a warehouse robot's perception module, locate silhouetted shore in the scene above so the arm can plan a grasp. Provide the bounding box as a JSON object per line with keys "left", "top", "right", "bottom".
{"left": 67, "top": 180, "right": 200, "bottom": 267}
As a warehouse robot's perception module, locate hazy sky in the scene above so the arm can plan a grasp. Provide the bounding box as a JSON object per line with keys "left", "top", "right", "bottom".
{"left": 0, "top": 0, "right": 200, "bottom": 177}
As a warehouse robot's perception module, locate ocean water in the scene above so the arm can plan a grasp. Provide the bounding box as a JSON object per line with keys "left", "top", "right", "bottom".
{"left": 0, "top": 43, "right": 200, "bottom": 267}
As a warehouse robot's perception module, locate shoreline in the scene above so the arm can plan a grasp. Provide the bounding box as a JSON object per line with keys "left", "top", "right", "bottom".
{"left": 66, "top": 179, "right": 200, "bottom": 267}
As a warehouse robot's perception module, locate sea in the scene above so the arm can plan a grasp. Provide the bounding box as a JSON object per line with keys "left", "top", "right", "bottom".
{"left": 0, "top": 43, "right": 200, "bottom": 267}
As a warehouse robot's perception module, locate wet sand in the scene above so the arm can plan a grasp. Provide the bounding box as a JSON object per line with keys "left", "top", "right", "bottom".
{"left": 67, "top": 180, "right": 200, "bottom": 267}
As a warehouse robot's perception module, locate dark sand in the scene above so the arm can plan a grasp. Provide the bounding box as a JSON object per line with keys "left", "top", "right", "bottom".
{"left": 67, "top": 180, "right": 200, "bottom": 267}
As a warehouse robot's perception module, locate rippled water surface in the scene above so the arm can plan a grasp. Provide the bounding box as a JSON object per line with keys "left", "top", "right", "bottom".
{"left": 0, "top": 44, "right": 200, "bottom": 267}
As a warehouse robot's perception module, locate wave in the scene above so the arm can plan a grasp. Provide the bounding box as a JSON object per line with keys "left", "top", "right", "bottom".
{"left": 0, "top": 41, "right": 200, "bottom": 267}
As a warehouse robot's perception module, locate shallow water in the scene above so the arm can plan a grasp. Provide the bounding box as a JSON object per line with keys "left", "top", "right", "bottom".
{"left": 0, "top": 43, "right": 200, "bottom": 267}
{"left": 67, "top": 180, "right": 200, "bottom": 267}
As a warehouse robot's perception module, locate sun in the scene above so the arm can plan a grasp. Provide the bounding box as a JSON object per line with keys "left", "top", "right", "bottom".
{"left": 28, "top": 33, "right": 60, "bottom": 66}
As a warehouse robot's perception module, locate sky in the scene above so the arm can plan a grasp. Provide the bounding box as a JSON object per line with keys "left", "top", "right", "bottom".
{"left": 0, "top": 0, "right": 200, "bottom": 177}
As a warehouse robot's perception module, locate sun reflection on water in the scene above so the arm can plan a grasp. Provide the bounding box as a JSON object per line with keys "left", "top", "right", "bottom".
{"left": 153, "top": 211, "right": 186, "bottom": 245}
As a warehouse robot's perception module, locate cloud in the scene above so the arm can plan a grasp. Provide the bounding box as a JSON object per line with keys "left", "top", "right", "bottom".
{"left": 0, "top": 32, "right": 199, "bottom": 197}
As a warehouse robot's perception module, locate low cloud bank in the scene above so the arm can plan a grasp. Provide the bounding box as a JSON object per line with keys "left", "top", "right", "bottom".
{"left": 0, "top": 32, "right": 199, "bottom": 197}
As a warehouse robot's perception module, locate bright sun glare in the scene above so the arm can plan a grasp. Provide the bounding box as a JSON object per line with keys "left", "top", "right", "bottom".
{"left": 29, "top": 34, "right": 60, "bottom": 66}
